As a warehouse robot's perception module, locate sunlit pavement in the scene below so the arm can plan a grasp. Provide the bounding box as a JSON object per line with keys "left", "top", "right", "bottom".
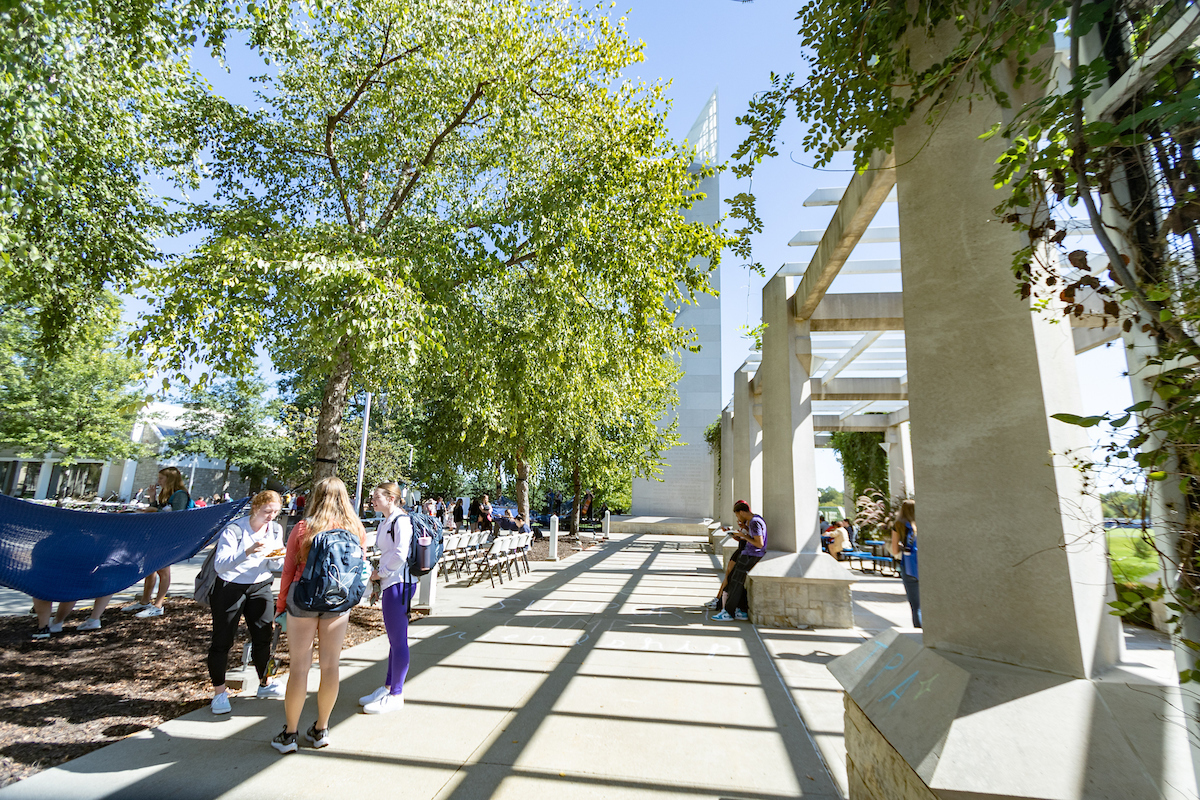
{"left": 1, "top": 534, "right": 1171, "bottom": 799}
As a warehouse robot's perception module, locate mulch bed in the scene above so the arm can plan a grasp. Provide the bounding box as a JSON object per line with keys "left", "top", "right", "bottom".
{"left": 0, "top": 597, "right": 386, "bottom": 788}
{"left": 0, "top": 540, "right": 591, "bottom": 788}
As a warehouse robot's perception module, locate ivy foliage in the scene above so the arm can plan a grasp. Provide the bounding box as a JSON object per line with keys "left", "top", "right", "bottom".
{"left": 829, "top": 430, "right": 888, "bottom": 506}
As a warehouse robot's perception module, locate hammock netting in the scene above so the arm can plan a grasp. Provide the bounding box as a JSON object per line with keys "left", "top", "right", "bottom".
{"left": 0, "top": 493, "right": 250, "bottom": 602}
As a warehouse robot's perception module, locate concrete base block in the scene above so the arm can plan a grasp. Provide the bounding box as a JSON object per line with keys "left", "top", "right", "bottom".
{"left": 709, "top": 531, "right": 732, "bottom": 557}
{"left": 830, "top": 629, "right": 1200, "bottom": 800}
{"left": 721, "top": 541, "right": 740, "bottom": 569}
{"left": 609, "top": 515, "right": 714, "bottom": 536}
{"left": 746, "top": 550, "right": 855, "bottom": 629}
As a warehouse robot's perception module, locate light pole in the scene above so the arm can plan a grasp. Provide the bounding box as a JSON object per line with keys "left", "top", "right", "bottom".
{"left": 353, "top": 392, "right": 372, "bottom": 513}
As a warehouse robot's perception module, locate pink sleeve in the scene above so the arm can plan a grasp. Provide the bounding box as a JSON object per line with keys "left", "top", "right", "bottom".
{"left": 276, "top": 522, "right": 305, "bottom": 615}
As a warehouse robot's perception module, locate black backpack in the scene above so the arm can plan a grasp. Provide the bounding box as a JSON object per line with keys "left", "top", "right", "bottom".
{"left": 292, "top": 528, "right": 367, "bottom": 613}
{"left": 407, "top": 512, "right": 444, "bottom": 577}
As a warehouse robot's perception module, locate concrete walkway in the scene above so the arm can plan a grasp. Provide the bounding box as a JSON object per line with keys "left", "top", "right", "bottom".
{"left": 0, "top": 534, "right": 1173, "bottom": 799}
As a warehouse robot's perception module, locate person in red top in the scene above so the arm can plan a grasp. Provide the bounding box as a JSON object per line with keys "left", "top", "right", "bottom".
{"left": 271, "top": 476, "right": 366, "bottom": 754}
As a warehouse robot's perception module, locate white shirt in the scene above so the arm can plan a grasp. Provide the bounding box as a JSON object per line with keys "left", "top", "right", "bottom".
{"left": 214, "top": 517, "right": 285, "bottom": 584}
{"left": 377, "top": 510, "right": 417, "bottom": 590}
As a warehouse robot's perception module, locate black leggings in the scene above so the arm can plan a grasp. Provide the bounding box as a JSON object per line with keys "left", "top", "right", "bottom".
{"left": 723, "top": 553, "right": 762, "bottom": 614}
{"left": 208, "top": 577, "right": 274, "bottom": 686}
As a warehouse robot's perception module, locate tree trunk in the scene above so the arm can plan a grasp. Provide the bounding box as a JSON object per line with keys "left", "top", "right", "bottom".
{"left": 515, "top": 455, "right": 529, "bottom": 523}
{"left": 249, "top": 473, "right": 263, "bottom": 495}
{"left": 221, "top": 458, "right": 231, "bottom": 495}
{"left": 569, "top": 459, "right": 581, "bottom": 535}
{"left": 313, "top": 339, "right": 355, "bottom": 483}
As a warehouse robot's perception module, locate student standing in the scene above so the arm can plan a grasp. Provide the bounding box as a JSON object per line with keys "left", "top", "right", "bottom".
{"left": 208, "top": 490, "right": 287, "bottom": 715}
{"left": 358, "top": 482, "right": 418, "bottom": 714}
{"left": 890, "top": 499, "right": 920, "bottom": 627}
{"left": 272, "top": 477, "right": 367, "bottom": 753}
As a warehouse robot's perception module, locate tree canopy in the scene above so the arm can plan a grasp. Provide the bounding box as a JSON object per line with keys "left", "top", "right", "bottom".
{"left": 133, "top": 0, "right": 727, "bottom": 501}
{"left": 0, "top": 294, "right": 145, "bottom": 463}
{"left": 163, "top": 374, "right": 287, "bottom": 493}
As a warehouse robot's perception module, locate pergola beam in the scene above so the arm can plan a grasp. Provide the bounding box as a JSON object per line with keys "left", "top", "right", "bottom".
{"left": 785, "top": 149, "right": 897, "bottom": 321}
{"left": 813, "top": 377, "right": 907, "bottom": 402}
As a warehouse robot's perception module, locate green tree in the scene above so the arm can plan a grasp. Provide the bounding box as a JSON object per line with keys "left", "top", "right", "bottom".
{"left": 164, "top": 375, "right": 286, "bottom": 494}
{"left": 818, "top": 486, "right": 844, "bottom": 506}
{"left": 1101, "top": 490, "right": 1140, "bottom": 520}
{"left": 0, "top": 0, "right": 295, "bottom": 356}
{"left": 134, "top": 0, "right": 724, "bottom": 513}
{"left": 0, "top": 296, "right": 146, "bottom": 464}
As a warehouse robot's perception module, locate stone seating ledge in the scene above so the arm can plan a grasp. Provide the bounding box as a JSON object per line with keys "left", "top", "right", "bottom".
{"left": 746, "top": 550, "right": 856, "bottom": 629}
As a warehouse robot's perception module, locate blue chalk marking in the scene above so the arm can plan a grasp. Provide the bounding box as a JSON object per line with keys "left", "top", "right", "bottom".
{"left": 854, "top": 640, "right": 889, "bottom": 672}
{"left": 866, "top": 652, "right": 904, "bottom": 688}
{"left": 878, "top": 670, "right": 919, "bottom": 710}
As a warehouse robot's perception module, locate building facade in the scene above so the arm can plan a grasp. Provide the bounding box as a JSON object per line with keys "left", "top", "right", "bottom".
{"left": 630, "top": 91, "right": 723, "bottom": 518}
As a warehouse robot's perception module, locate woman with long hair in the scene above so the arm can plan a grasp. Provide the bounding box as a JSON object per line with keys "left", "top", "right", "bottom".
{"left": 889, "top": 499, "right": 920, "bottom": 628}
{"left": 358, "top": 481, "right": 418, "bottom": 714}
{"left": 272, "top": 476, "right": 366, "bottom": 753}
{"left": 128, "top": 466, "right": 191, "bottom": 618}
{"left": 207, "top": 490, "right": 287, "bottom": 715}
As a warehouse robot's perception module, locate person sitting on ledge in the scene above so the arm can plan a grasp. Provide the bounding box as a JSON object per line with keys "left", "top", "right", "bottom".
{"left": 712, "top": 500, "right": 766, "bottom": 622}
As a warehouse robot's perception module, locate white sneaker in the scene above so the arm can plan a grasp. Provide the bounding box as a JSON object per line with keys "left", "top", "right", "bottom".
{"left": 358, "top": 686, "right": 389, "bottom": 706}
{"left": 257, "top": 681, "right": 286, "bottom": 699}
{"left": 77, "top": 618, "right": 101, "bottom": 631}
{"left": 362, "top": 692, "right": 404, "bottom": 714}
{"left": 135, "top": 605, "right": 164, "bottom": 618}
{"left": 125, "top": 603, "right": 151, "bottom": 614}
{"left": 48, "top": 622, "right": 64, "bottom": 634}
{"left": 211, "top": 692, "right": 232, "bottom": 715}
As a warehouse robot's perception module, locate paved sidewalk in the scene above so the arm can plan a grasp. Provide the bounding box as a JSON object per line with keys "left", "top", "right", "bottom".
{"left": 1, "top": 533, "right": 1174, "bottom": 800}
{"left": 0, "top": 535, "right": 852, "bottom": 799}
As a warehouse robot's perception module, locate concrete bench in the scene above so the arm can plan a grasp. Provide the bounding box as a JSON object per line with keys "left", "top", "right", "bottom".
{"left": 746, "top": 551, "right": 856, "bottom": 628}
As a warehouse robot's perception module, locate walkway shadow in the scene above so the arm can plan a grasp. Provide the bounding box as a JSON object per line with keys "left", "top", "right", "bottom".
{"left": 22, "top": 536, "right": 842, "bottom": 800}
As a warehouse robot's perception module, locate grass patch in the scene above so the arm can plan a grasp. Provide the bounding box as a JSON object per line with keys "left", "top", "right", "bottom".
{"left": 1107, "top": 527, "right": 1160, "bottom": 583}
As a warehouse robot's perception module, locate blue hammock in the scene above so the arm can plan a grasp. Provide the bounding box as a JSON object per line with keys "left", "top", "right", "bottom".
{"left": 0, "top": 493, "right": 250, "bottom": 602}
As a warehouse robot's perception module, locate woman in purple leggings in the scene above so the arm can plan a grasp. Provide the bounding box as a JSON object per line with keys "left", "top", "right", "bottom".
{"left": 359, "top": 481, "right": 417, "bottom": 714}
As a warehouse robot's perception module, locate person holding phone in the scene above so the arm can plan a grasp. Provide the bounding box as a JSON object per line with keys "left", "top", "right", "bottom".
{"left": 207, "top": 490, "right": 287, "bottom": 715}
{"left": 128, "top": 467, "right": 191, "bottom": 618}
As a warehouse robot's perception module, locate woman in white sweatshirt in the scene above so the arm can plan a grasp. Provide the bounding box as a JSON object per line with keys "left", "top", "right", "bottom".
{"left": 359, "top": 481, "right": 418, "bottom": 714}
{"left": 207, "top": 490, "right": 287, "bottom": 715}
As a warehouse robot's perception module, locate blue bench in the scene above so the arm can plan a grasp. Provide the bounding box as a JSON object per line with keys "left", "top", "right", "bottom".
{"left": 841, "top": 550, "right": 898, "bottom": 576}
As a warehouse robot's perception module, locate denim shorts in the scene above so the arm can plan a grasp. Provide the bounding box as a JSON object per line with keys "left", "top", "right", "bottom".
{"left": 285, "top": 584, "right": 350, "bottom": 620}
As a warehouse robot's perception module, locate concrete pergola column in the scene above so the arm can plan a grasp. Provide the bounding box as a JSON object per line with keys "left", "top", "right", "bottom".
{"left": 831, "top": 15, "right": 1196, "bottom": 798}
{"left": 748, "top": 274, "right": 855, "bottom": 628}
{"left": 719, "top": 405, "right": 735, "bottom": 528}
{"left": 733, "top": 358, "right": 763, "bottom": 514}
{"left": 760, "top": 275, "right": 819, "bottom": 553}
{"left": 884, "top": 421, "right": 912, "bottom": 499}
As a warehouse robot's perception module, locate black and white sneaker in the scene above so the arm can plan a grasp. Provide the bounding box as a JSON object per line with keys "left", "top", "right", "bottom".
{"left": 305, "top": 722, "right": 330, "bottom": 749}
{"left": 702, "top": 597, "right": 721, "bottom": 610}
{"left": 271, "top": 726, "right": 298, "bottom": 754}
{"left": 31, "top": 626, "right": 51, "bottom": 641}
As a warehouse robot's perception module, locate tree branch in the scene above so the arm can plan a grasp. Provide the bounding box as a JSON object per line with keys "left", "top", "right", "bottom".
{"left": 373, "top": 82, "right": 489, "bottom": 235}
{"left": 324, "top": 34, "right": 424, "bottom": 231}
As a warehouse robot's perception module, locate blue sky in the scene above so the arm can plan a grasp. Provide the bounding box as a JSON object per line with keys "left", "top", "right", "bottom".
{"left": 139, "top": 0, "right": 1133, "bottom": 493}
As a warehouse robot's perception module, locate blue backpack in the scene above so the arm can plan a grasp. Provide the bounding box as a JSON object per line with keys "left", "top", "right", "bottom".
{"left": 407, "top": 512, "right": 444, "bottom": 577}
{"left": 292, "top": 528, "right": 367, "bottom": 613}
{"left": 901, "top": 521, "right": 918, "bottom": 580}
